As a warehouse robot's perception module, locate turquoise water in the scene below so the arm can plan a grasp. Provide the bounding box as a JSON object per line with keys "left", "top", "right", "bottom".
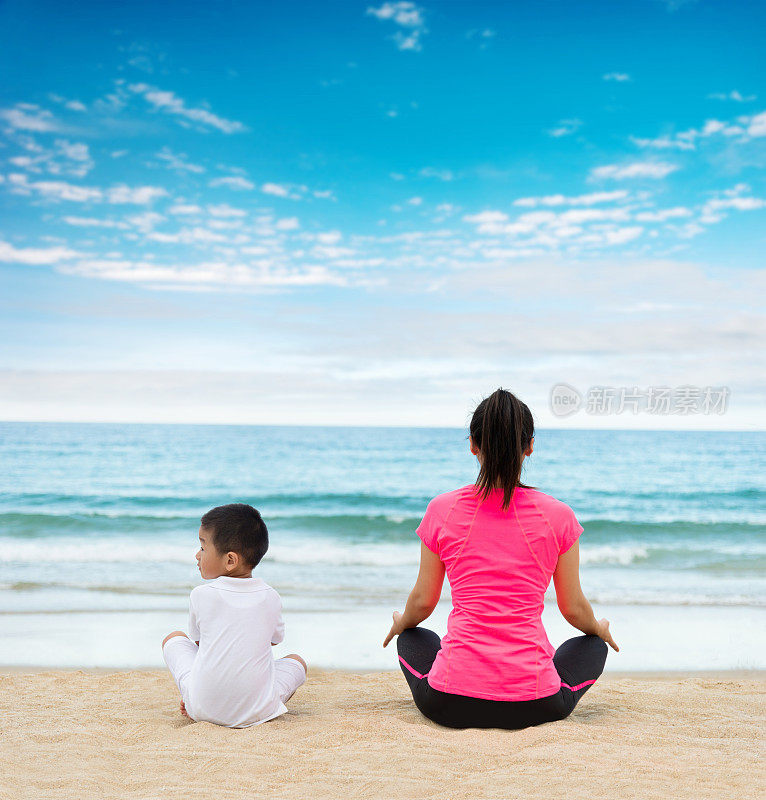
{"left": 0, "top": 423, "right": 764, "bottom": 668}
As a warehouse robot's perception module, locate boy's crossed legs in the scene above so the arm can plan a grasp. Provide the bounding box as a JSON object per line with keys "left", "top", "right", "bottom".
{"left": 161, "top": 631, "right": 307, "bottom": 720}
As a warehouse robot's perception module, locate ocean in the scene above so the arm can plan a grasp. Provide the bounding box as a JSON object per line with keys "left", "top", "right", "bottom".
{"left": 0, "top": 422, "right": 764, "bottom": 671}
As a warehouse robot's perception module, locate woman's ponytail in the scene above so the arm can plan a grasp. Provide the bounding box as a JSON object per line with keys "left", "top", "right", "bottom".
{"left": 470, "top": 388, "right": 535, "bottom": 510}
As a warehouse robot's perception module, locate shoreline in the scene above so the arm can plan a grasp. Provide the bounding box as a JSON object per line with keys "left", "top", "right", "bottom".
{"left": 3, "top": 603, "right": 764, "bottom": 672}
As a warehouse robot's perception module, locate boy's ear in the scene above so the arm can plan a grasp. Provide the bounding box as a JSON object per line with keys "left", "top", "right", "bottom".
{"left": 225, "top": 551, "right": 239, "bottom": 571}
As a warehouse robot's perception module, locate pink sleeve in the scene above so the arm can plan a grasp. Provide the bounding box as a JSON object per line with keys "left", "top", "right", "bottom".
{"left": 416, "top": 501, "right": 442, "bottom": 555}
{"left": 559, "top": 505, "right": 584, "bottom": 556}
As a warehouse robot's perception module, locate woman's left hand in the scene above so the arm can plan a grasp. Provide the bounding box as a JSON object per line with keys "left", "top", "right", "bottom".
{"left": 383, "top": 611, "right": 405, "bottom": 648}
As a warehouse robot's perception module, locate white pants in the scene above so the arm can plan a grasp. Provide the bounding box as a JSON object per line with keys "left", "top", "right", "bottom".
{"left": 163, "top": 636, "right": 306, "bottom": 721}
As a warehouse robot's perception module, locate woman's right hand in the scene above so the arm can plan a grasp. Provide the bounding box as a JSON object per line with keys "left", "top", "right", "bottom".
{"left": 597, "top": 618, "right": 619, "bottom": 652}
{"left": 383, "top": 611, "right": 406, "bottom": 648}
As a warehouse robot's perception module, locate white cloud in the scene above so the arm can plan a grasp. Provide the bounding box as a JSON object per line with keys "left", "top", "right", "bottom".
{"left": 155, "top": 147, "right": 205, "bottom": 173}
{"left": 477, "top": 246, "right": 546, "bottom": 260}
{"left": 466, "top": 28, "right": 496, "bottom": 46}
{"left": 700, "top": 192, "right": 765, "bottom": 224}
{"left": 8, "top": 156, "right": 37, "bottom": 170}
{"left": 514, "top": 191, "right": 629, "bottom": 207}
{"left": 208, "top": 219, "right": 244, "bottom": 231}
{"left": 708, "top": 90, "right": 757, "bottom": 102}
{"left": 62, "top": 216, "right": 128, "bottom": 229}
{"left": 463, "top": 210, "right": 509, "bottom": 226}
{"left": 407, "top": 196, "right": 423, "bottom": 206}
{"left": 10, "top": 134, "right": 45, "bottom": 154}
{"left": 169, "top": 204, "right": 203, "bottom": 215}
{"left": 6, "top": 138, "right": 94, "bottom": 178}
{"left": 209, "top": 175, "right": 255, "bottom": 190}
{"left": 261, "top": 182, "right": 290, "bottom": 198}
{"left": 146, "top": 228, "right": 230, "bottom": 244}
{"left": 687, "top": 222, "right": 714, "bottom": 239}
{"left": 48, "top": 94, "right": 88, "bottom": 113}
{"left": 590, "top": 162, "right": 679, "bottom": 180}
{"left": 602, "top": 226, "right": 643, "bottom": 245}
{"left": 0, "top": 104, "right": 60, "bottom": 132}
{"left": 207, "top": 203, "right": 247, "bottom": 218}
{"left": 7, "top": 173, "right": 102, "bottom": 202}
{"left": 393, "top": 30, "right": 424, "bottom": 51}
{"left": 630, "top": 119, "right": 745, "bottom": 151}
{"left": 630, "top": 109, "right": 765, "bottom": 152}
{"left": 55, "top": 140, "right": 89, "bottom": 163}
{"left": 366, "top": 2, "right": 427, "bottom": 51}
{"left": 548, "top": 118, "right": 582, "bottom": 137}
{"left": 419, "top": 167, "right": 454, "bottom": 181}
{"left": 51, "top": 140, "right": 93, "bottom": 177}
{"left": 60, "top": 258, "right": 346, "bottom": 288}
{"left": 107, "top": 185, "right": 168, "bottom": 204}
{"left": 125, "top": 212, "right": 165, "bottom": 232}
{"left": 127, "top": 83, "right": 246, "bottom": 133}
{"left": 366, "top": 2, "right": 423, "bottom": 26}
{"left": 462, "top": 201, "right": 658, "bottom": 251}
{"left": 316, "top": 231, "right": 343, "bottom": 244}
{"left": 0, "top": 239, "right": 79, "bottom": 265}
{"left": 629, "top": 134, "right": 697, "bottom": 151}
{"left": 603, "top": 72, "right": 631, "bottom": 82}
{"left": 10, "top": 175, "right": 165, "bottom": 205}
{"left": 556, "top": 208, "right": 631, "bottom": 225}
{"left": 313, "top": 245, "right": 355, "bottom": 259}
{"left": 721, "top": 183, "right": 750, "bottom": 197}
{"left": 743, "top": 110, "right": 766, "bottom": 138}
{"left": 635, "top": 207, "right": 693, "bottom": 222}
{"left": 275, "top": 217, "right": 300, "bottom": 230}
{"left": 459, "top": 180, "right": 759, "bottom": 254}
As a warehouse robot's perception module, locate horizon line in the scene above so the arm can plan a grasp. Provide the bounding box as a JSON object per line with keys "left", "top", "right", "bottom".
{"left": 1, "top": 418, "right": 763, "bottom": 433}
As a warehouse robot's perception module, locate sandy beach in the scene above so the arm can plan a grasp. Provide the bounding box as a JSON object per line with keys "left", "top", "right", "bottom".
{"left": 1, "top": 669, "right": 763, "bottom": 800}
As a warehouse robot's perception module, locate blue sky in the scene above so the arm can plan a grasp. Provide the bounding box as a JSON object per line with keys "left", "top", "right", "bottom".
{"left": 0, "top": 0, "right": 764, "bottom": 428}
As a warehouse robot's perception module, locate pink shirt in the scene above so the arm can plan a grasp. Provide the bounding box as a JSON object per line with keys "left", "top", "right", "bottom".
{"left": 417, "top": 484, "right": 583, "bottom": 701}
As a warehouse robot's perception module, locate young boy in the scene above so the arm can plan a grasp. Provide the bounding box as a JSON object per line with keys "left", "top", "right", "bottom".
{"left": 161, "top": 503, "right": 306, "bottom": 728}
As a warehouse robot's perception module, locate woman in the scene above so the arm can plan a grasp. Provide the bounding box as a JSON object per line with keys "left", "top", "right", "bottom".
{"left": 383, "top": 388, "right": 618, "bottom": 729}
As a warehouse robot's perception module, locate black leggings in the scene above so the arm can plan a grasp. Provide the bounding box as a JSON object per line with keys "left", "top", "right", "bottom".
{"left": 397, "top": 627, "right": 608, "bottom": 730}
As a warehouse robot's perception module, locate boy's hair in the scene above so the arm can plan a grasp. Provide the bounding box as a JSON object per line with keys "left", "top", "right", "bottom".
{"left": 200, "top": 503, "right": 269, "bottom": 569}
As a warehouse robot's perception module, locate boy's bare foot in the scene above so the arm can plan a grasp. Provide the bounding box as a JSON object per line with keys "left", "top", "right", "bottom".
{"left": 284, "top": 653, "right": 308, "bottom": 672}
{"left": 282, "top": 653, "right": 307, "bottom": 702}
{"left": 180, "top": 700, "right": 192, "bottom": 720}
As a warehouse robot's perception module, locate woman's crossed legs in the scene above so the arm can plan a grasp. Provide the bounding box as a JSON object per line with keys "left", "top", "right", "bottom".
{"left": 397, "top": 626, "right": 608, "bottom": 729}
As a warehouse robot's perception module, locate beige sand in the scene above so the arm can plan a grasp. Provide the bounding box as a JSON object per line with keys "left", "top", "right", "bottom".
{"left": 1, "top": 669, "right": 763, "bottom": 800}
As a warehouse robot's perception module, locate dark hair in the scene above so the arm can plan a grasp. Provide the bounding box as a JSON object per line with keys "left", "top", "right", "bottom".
{"left": 200, "top": 503, "right": 269, "bottom": 569}
{"left": 469, "top": 388, "right": 535, "bottom": 511}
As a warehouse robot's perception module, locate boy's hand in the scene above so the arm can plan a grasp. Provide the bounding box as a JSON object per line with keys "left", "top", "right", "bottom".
{"left": 383, "top": 611, "right": 405, "bottom": 648}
